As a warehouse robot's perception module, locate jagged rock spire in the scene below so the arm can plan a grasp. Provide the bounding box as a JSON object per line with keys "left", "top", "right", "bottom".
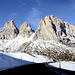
{"left": 33, "top": 15, "right": 75, "bottom": 42}
{"left": 4, "top": 20, "right": 16, "bottom": 28}
{"left": 19, "top": 22, "right": 34, "bottom": 38}
{"left": 0, "top": 20, "right": 19, "bottom": 40}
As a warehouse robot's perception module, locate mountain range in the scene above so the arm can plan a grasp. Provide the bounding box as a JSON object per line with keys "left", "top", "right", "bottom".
{"left": 0, "top": 15, "right": 75, "bottom": 61}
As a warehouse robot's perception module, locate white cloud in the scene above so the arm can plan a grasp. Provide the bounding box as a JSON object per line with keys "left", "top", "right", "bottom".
{"left": 17, "top": 0, "right": 33, "bottom": 9}
{"left": 9, "top": 13, "right": 17, "bottom": 18}
{"left": 27, "top": 8, "right": 42, "bottom": 20}
{"left": 17, "top": 0, "right": 27, "bottom": 7}
{"left": 26, "top": 8, "right": 42, "bottom": 30}
{"left": 17, "top": 0, "right": 41, "bottom": 30}
{"left": 6, "top": 12, "right": 17, "bottom": 19}
{"left": 36, "top": 0, "right": 40, "bottom": 5}
{"left": 71, "top": 0, "right": 75, "bottom": 8}
{"left": 17, "top": 0, "right": 26, "bottom": 5}
{"left": 31, "top": 8, "right": 41, "bottom": 18}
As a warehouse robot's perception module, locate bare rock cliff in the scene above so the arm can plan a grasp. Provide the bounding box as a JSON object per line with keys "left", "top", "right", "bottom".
{"left": 33, "top": 15, "right": 75, "bottom": 43}
{"left": 0, "top": 15, "right": 75, "bottom": 42}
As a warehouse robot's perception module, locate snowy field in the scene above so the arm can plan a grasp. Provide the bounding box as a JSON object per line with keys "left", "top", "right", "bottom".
{"left": 0, "top": 52, "right": 75, "bottom": 72}
{"left": 48, "top": 61, "right": 75, "bottom": 71}
{"left": 0, "top": 35, "right": 75, "bottom": 72}
{"left": 0, "top": 52, "right": 51, "bottom": 71}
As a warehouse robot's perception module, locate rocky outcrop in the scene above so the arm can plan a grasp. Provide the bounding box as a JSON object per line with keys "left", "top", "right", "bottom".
{"left": 64, "top": 21, "right": 75, "bottom": 37}
{"left": 1, "top": 15, "right": 75, "bottom": 42}
{"left": 33, "top": 15, "right": 65, "bottom": 41}
{"left": 0, "top": 20, "right": 19, "bottom": 40}
{"left": 0, "top": 15, "right": 75, "bottom": 61}
{"left": 33, "top": 15, "right": 75, "bottom": 43}
{"left": 19, "top": 22, "right": 34, "bottom": 38}
{"left": 0, "top": 21, "right": 34, "bottom": 40}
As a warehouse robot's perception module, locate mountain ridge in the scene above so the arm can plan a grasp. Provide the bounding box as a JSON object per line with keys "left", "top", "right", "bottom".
{"left": 0, "top": 15, "right": 75, "bottom": 41}
{"left": 0, "top": 15, "right": 75, "bottom": 61}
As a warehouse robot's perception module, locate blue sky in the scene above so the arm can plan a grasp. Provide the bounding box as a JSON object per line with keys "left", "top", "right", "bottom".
{"left": 0, "top": 0, "right": 75, "bottom": 31}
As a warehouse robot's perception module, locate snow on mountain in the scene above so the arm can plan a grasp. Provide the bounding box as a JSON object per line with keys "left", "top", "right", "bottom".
{"left": 0, "top": 15, "right": 75, "bottom": 61}
{"left": 0, "top": 33, "right": 35, "bottom": 52}
{"left": 0, "top": 15, "right": 75, "bottom": 72}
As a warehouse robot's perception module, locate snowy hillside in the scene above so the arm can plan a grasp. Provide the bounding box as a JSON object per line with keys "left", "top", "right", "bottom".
{"left": 0, "top": 33, "right": 35, "bottom": 52}
{"left": 0, "top": 35, "right": 75, "bottom": 53}
{"left": 0, "top": 34, "right": 75, "bottom": 62}
{"left": 0, "top": 52, "right": 51, "bottom": 71}
{"left": 0, "top": 15, "right": 75, "bottom": 72}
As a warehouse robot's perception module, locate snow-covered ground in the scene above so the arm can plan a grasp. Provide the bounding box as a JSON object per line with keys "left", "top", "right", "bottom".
{"left": 48, "top": 61, "right": 75, "bottom": 71}
{"left": 0, "top": 34, "right": 35, "bottom": 52}
{"left": 0, "top": 34, "right": 75, "bottom": 72}
{"left": 0, "top": 52, "right": 75, "bottom": 72}
{"left": 0, "top": 52, "right": 51, "bottom": 71}
{"left": 0, "top": 34, "right": 75, "bottom": 53}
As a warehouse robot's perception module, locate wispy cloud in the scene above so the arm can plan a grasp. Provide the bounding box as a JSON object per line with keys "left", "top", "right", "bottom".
{"left": 17, "top": 0, "right": 42, "bottom": 30}
{"left": 17, "top": 0, "right": 27, "bottom": 6}
{"left": 26, "top": 8, "right": 42, "bottom": 30}
{"left": 36, "top": 0, "right": 40, "bottom": 5}
{"left": 30, "top": 8, "right": 42, "bottom": 18}
{"left": 6, "top": 12, "right": 18, "bottom": 19}
{"left": 9, "top": 13, "right": 17, "bottom": 18}
{"left": 17, "top": 0, "right": 27, "bottom": 5}
{"left": 17, "top": 0, "right": 33, "bottom": 9}
{"left": 71, "top": 0, "right": 75, "bottom": 8}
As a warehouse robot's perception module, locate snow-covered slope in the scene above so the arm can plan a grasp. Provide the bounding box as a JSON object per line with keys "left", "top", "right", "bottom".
{"left": 0, "top": 32, "right": 75, "bottom": 62}
{"left": 0, "top": 52, "right": 75, "bottom": 72}
{"left": 0, "top": 52, "right": 51, "bottom": 71}
{"left": 0, "top": 33, "right": 35, "bottom": 52}
{"left": 48, "top": 61, "right": 75, "bottom": 71}
{"left": 0, "top": 33, "right": 75, "bottom": 53}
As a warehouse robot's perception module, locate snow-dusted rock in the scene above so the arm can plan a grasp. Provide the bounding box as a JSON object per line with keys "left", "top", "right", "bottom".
{"left": 0, "top": 20, "right": 19, "bottom": 40}
{"left": 0, "top": 15, "right": 75, "bottom": 62}
{"left": 19, "top": 22, "right": 34, "bottom": 38}
{"left": 33, "top": 15, "right": 75, "bottom": 44}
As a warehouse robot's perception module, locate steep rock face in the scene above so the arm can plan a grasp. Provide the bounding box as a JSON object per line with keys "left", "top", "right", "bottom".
{"left": 33, "top": 15, "right": 75, "bottom": 42}
{"left": 19, "top": 22, "right": 34, "bottom": 38}
{"left": 64, "top": 22, "right": 75, "bottom": 37}
{"left": 0, "top": 20, "right": 19, "bottom": 40}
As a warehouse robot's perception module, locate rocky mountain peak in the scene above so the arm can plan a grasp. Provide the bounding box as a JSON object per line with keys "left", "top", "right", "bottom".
{"left": 0, "top": 20, "right": 19, "bottom": 40}
{"left": 0, "top": 15, "right": 75, "bottom": 43}
{"left": 19, "top": 22, "right": 31, "bottom": 33}
{"left": 19, "top": 22, "right": 34, "bottom": 38}
{"left": 0, "top": 15, "right": 75, "bottom": 62}
{"left": 33, "top": 15, "right": 75, "bottom": 43}
{"left": 4, "top": 20, "right": 16, "bottom": 29}
{"left": 45, "top": 15, "right": 55, "bottom": 19}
